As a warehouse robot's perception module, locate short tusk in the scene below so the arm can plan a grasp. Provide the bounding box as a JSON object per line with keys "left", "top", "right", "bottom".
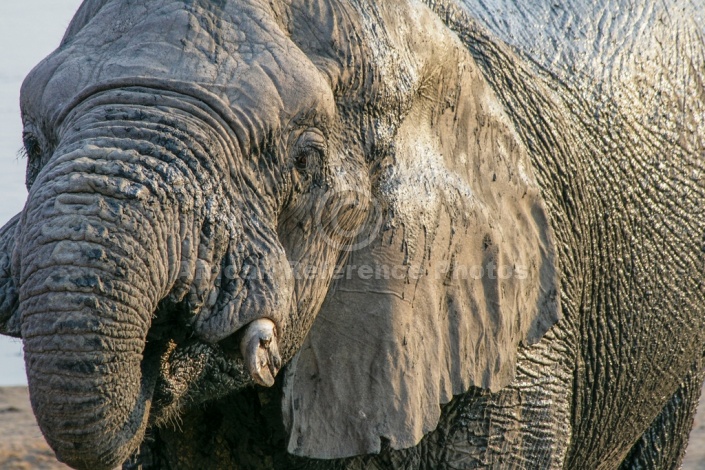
{"left": 239, "top": 318, "right": 281, "bottom": 387}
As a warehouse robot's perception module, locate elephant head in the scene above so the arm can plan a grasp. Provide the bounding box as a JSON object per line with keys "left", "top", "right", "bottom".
{"left": 0, "top": 0, "right": 559, "bottom": 468}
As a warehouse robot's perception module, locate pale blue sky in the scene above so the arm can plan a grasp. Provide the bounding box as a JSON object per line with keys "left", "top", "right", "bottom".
{"left": 0, "top": 0, "right": 84, "bottom": 385}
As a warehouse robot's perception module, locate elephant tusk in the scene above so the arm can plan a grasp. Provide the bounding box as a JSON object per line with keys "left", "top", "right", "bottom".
{"left": 240, "top": 318, "right": 282, "bottom": 387}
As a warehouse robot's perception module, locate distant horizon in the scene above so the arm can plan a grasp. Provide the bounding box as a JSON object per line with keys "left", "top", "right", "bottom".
{"left": 0, "top": 0, "right": 84, "bottom": 386}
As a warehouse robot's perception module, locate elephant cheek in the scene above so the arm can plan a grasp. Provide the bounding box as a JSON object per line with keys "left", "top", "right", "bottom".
{"left": 193, "top": 240, "right": 294, "bottom": 347}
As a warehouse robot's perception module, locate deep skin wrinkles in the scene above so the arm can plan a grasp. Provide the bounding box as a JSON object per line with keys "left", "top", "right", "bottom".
{"left": 423, "top": 0, "right": 705, "bottom": 467}
{"left": 7, "top": 1, "right": 372, "bottom": 468}
{"left": 133, "top": 2, "right": 705, "bottom": 469}
{"left": 24, "top": 0, "right": 334, "bottom": 155}
{"left": 3, "top": 0, "right": 704, "bottom": 469}
{"left": 6, "top": 0, "right": 564, "bottom": 467}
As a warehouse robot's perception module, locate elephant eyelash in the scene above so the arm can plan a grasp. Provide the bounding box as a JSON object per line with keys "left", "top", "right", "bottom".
{"left": 22, "top": 132, "right": 43, "bottom": 161}
{"left": 17, "top": 147, "right": 28, "bottom": 160}
{"left": 21, "top": 132, "right": 45, "bottom": 190}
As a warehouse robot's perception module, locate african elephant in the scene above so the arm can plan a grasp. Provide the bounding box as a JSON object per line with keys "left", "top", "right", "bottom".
{"left": 1, "top": 0, "right": 704, "bottom": 468}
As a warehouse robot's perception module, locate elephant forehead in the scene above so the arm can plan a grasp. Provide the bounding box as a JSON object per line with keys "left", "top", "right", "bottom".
{"left": 23, "top": 0, "right": 333, "bottom": 130}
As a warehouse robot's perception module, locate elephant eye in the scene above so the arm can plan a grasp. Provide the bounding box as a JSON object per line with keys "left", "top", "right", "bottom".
{"left": 293, "top": 130, "right": 326, "bottom": 173}
{"left": 294, "top": 147, "right": 319, "bottom": 171}
{"left": 295, "top": 153, "right": 307, "bottom": 171}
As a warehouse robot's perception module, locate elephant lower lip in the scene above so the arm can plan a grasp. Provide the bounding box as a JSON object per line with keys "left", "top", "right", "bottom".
{"left": 148, "top": 338, "right": 252, "bottom": 426}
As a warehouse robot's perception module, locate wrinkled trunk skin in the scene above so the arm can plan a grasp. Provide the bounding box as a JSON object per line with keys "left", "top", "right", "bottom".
{"left": 11, "top": 84, "right": 284, "bottom": 467}
{"left": 17, "top": 140, "right": 177, "bottom": 469}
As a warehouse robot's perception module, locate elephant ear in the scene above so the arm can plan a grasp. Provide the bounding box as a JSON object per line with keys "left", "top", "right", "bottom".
{"left": 282, "top": 7, "right": 560, "bottom": 460}
{"left": 0, "top": 215, "right": 21, "bottom": 337}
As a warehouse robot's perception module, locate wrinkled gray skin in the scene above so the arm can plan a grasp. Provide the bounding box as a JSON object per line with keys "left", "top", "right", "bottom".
{"left": 1, "top": 0, "right": 705, "bottom": 469}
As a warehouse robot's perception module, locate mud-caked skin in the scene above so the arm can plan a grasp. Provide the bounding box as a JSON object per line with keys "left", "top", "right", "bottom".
{"left": 0, "top": 0, "right": 704, "bottom": 469}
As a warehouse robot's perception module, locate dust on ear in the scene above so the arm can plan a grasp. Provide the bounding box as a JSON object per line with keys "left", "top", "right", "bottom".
{"left": 280, "top": 3, "right": 560, "bottom": 460}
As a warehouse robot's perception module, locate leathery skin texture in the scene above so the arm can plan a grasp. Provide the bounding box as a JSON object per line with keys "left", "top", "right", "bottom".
{"left": 0, "top": 0, "right": 704, "bottom": 469}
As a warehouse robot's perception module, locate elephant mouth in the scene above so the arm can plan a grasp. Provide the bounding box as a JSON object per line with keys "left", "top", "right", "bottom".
{"left": 144, "top": 320, "right": 254, "bottom": 427}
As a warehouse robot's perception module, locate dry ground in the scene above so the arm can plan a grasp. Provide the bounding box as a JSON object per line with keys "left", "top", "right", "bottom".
{"left": 0, "top": 387, "right": 69, "bottom": 469}
{"left": 0, "top": 385, "right": 704, "bottom": 469}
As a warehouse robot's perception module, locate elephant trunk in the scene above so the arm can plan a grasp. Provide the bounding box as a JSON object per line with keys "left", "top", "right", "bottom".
{"left": 17, "top": 136, "right": 184, "bottom": 469}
